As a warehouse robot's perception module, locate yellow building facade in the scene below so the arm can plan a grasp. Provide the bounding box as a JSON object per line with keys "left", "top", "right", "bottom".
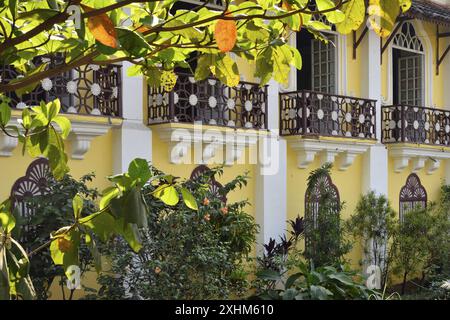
{"left": 1, "top": 0, "right": 450, "bottom": 297}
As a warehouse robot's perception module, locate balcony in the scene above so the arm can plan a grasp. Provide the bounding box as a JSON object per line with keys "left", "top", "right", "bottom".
{"left": 0, "top": 55, "right": 122, "bottom": 117}
{"left": 279, "top": 90, "right": 377, "bottom": 170}
{"left": 147, "top": 72, "right": 268, "bottom": 164}
{"left": 0, "top": 55, "right": 123, "bottom": 159}
{"left": 382, "top": 104, "right": 450, "bottom": 146}
{"left": 148, "top": 72, "right": 267, "bottom": 130}
{"left": 382, "top": 104, "right": 450, "bottom": 174}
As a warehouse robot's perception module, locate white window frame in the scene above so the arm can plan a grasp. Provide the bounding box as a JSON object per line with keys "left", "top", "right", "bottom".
{"left": 382, "top": 20, "right": 432, "bottom": 107}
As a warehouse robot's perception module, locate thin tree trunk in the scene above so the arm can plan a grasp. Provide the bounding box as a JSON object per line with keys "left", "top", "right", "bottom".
{"left": 401, "top": 271, "right": 408, "bottom": 295}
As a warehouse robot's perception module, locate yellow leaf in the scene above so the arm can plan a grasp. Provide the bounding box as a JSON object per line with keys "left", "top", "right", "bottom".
{"left": 368, "top": 0, "right": 400, "bottom": 38}
{"left": 336, "top": 0, "right": 366, "bottom": 34}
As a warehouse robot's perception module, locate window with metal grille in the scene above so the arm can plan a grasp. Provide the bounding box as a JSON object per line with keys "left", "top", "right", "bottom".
{"left": 312, "top": 33, "right": 337, "bottom": 94}
{"left": 392, "top": 21, "right": 425, "bottom": 106}
{"left": 304, "top": 173, "right": 340, "bottom": 255}
{"left": 399, "top": 173, "right": 427, "bottom": 222}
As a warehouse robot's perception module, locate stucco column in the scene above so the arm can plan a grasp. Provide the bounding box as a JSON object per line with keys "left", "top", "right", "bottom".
{"left": 255, "top": 79, "right": 287, "bottom": 249}
{"left": 112, "top": 62, "right": 152, "bottom": 174}
{"left": 360, "top": 30, "right": 388, "bottom": 285}
{"left": 362, "top": 30, "right": 388, "bottom": 196}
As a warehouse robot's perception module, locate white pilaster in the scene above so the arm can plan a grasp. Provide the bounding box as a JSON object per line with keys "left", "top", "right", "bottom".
{"left": 255, "top": 79, "right": 287, "bottom": 248}
{"left": 360, "top": 30, "right": 388, "bottom": 283}
{"left": 361, "top": 29, "right": 388, "bottom": 196}
{"left": 113, "top": 62, "right": 152, "bottom": 174}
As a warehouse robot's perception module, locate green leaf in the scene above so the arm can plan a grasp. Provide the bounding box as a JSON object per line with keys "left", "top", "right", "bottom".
{"left": 114, "top": 218, "right": 142, "bottom": 252}
{"left": 195, "top": 54, "right": 214, "bottom": 81}
{"left": 368, "top": 0, "right": 401, "bottom": 38}
{"left": 110, "top": 187, "right": 148, "bottom": 228}
{"left": 116, "top": 27, "right": 151, "bottom": 57}
{"left": 8, "top": 0, "right": 17, "bottom": 19}
{"left": 49, "top": 229, "right": 80, "bottom": 272}
{"left": 72, "top": 194, "right": 83, "bottom": 220}
{"left": 336, "top": 0, "right": 366, "bottom": 34}
{"left": 52, "top": 116, "right": 71, "bottom": 139}
{"left": 256, "top": 269, "right": 282, "bottom": 281}
{"left": 316, "top": 0, "right": 345, "bottom": 24}
{"left": 153, "top": 184, "right": 179, "bottom": 206}
{"left": 100, "top": 186, "right": 121, "bottom": 210}
{"left": 126, "top": 64, "right": 143, "bottom": 77}
{"left": 310, "top": 285, "right": 333, "bottom": 300}
{"left": 128, "top": 158, "right": 151, "bottom": 185}
{"left": 181, "top": 187, "right": 198, "bottom": 211}
{"left": 290, "top": 47, "right": 302, "bottom": 71}
{"left": 285, "top": 272, "right": 302, "bottom": 289}
{"left": 211, "top": 55, "right": 240, "bottom": 87}
{"left": 80, "top": 211, "right": 115, "bottom": 242}
{"left": 0, "top": 102, "right": 11, "bottom": 126}
{"left": 0, "top": 201, "right": 15, "bottom": 233}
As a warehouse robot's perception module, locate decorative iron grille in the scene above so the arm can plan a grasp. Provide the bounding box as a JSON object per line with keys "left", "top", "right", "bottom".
{"left": 304, "top": 173, "right": 340, "bottom": 258}
{"left": 148, "top": 72, "right": 267, "bottom": 130}
{"left": 190, "top": 165, "right": 227, "bottom": 203}
{"left": 279, "top": 90, "right": 377, "bottom": 139}
{"left": 10, "top": 158, "right": 52, "bottom": 243}
{"left": 0, "top": 55, "right": 122, "bottom": 117}
{"left": 399, "top": 173, "right": 427, "bottom": 222}
{"left": 382, "top": 105, "right": 450, "bottom": 145}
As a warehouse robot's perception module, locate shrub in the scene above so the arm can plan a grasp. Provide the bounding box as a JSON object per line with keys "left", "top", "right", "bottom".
{"left": 303, "top": 163, "right": 351, "bottom": 267}
{"left": 17, "top": 173, "right": 99, "bottom": 300}
{"left": 252, "top": 218, "right": 377, "bottom": 300}
{"left": 92, "top": 166, "right": 258, "bottom": 300}
{"left": 345, "top": 191, "right": 397, "bottom": 288}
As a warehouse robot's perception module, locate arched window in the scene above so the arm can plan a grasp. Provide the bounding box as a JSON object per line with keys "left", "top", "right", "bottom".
{"left": 304, "top": 173, "right": 340, "bottom": 256}
{"left": 11, "top": 158, "right": 51, "bottom": 242}
{"left": 392, "top": 21, "right": 425, "bottom": 106}
{"left": 190, "top": 165, "right": 227, "bottom": 203}
{"left": 399, "top": 173, "right": 427, "bottom": 222}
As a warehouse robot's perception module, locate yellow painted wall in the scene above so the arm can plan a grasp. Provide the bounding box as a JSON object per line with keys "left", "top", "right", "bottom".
{"left": 388, "top": 155, "right": 447, "bottom": 213}
{"left": 151, "top": 131, "right": 257, "bottom": 220}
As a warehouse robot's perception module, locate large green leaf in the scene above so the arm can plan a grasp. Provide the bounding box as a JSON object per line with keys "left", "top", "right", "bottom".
{"left": 52, "top": 116, "right": 71, "bottom": 139}
{"left": 153, "top": 184, "right": 179, "bottom": 206}
{"left": 336, "top": 0, "right": 365, "bottom": 34}
{"left": 128, "top": 158, "right": 151, "bottom": 186}
{"left": 116, "top": 27, "right": 151, "bottom": 57}
{"left": 181, "top": 187, "right": 198, "bottom": 211}
{"left": 316, "top": 0, "right": 345, "bottom": 24}
{"left": 212, "top": 54, "right": 240, "bottom": 88}
{"left": 72, "top": 194, "right": 83, "bottom": 220}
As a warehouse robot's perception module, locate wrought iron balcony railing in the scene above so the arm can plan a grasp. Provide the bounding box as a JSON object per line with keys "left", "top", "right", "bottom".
{"left": 280, "top": 90, "right": 377, "bottom": 139}
{"left": 0, "top": 55, "right": 122, "bottom": 117}
{"left": 382, "top": 104, "right": 450, "bottom": 146}
{"left": 148, "top": 72, "right": 268, "bottom": 130}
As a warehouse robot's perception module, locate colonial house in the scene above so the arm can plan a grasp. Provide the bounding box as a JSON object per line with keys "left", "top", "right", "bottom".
{"left": 1, "top": 0, "right": 450, "bottom": 297}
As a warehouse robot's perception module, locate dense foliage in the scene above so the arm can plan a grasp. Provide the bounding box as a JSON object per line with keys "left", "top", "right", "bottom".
{"left": 89, "top": 167, "right": 258, "bottom": 300}
{"left": 0, "top": 0, "right": 413, "bottom": 300}
{"left": 345, "top": 192, "right": 397, "bottom": 288}
{"left": 19, "top": 173, "right": 99, "bottom": 300}
{"left": 304, "top": 163, "right": 351, "bottom": 267}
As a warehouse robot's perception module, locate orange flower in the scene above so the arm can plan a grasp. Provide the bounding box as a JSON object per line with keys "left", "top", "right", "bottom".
{"left": 204, "top": 213, "right": 211, "bottom": 221}
{"left": 154, "top": 266, "right": 162, "bottom": 274}
{"left": 220, "top": 207, "right": 228, "bottom": 215}
{"left": 203, "top": 198, "right": 210, "bottom": 206}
